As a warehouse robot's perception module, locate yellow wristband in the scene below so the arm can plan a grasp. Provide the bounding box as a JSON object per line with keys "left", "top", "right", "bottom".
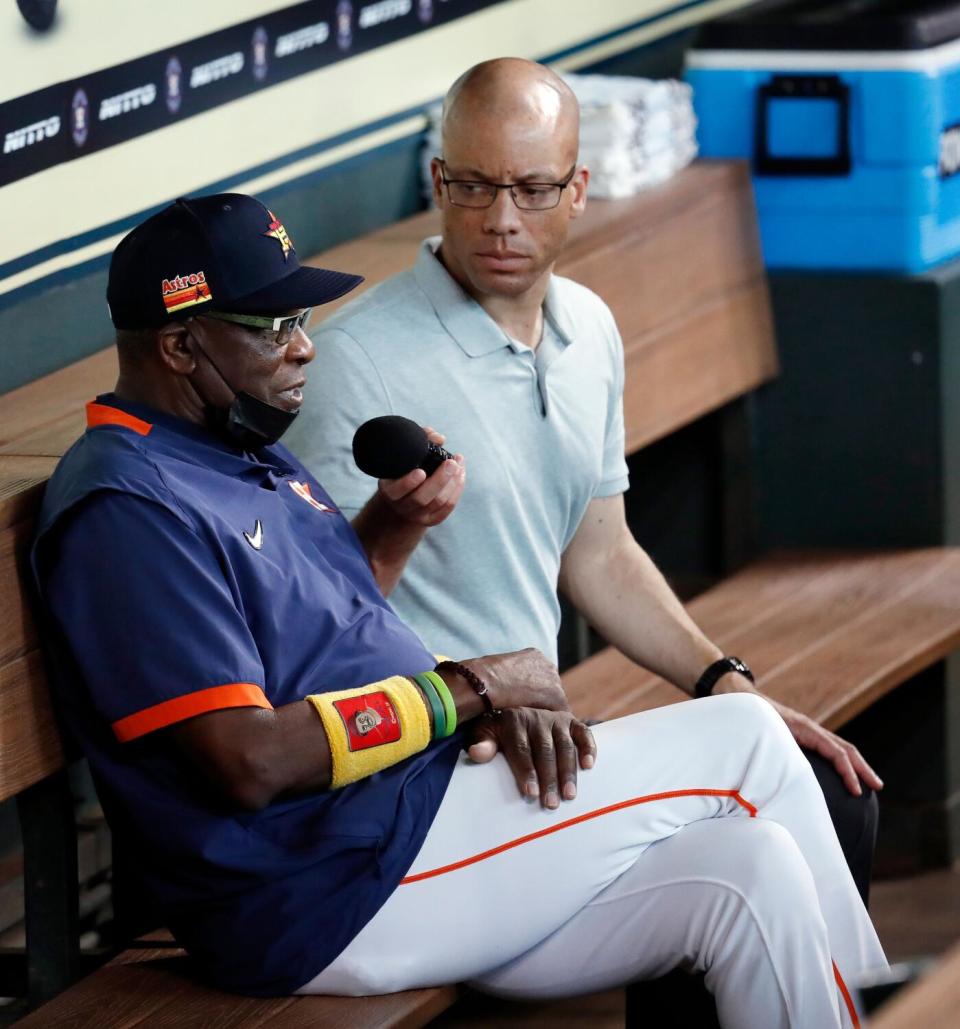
{"left": 306, "top": 675, "right": 431, "bottom": 789}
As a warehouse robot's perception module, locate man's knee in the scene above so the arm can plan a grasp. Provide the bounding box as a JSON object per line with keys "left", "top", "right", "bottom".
{"left": 708, "top": 818, "right": 816, "bottom": 904}
{"left": 702, "top": 692, "right": 797, "bottom": 753}
{"left": 666, "top": 819, "right": 823, "bottom": 968}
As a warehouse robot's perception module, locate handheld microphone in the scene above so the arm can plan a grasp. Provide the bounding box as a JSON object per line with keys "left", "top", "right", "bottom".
{"left": 352, "top": 415, "right": 454, "bottom": 479}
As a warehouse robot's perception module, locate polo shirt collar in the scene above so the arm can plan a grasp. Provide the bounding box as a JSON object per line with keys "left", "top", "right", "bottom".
{"left": 413, "top": 237, "right": 576, "bottom": 357}
{"left": 88, "top": 393, "right": 297, "bottom": 477}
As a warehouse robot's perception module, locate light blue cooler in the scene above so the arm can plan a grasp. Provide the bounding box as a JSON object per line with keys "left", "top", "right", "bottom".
{"left": 685, "top": 0, "right": 960, "bottom": 272}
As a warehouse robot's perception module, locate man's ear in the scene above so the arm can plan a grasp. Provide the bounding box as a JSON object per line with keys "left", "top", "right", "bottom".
{"left": 157, "top": 322, "right": 196, "bottom": 375}
{"left": 568, "top": 165, "right": 589, "bottom": 220}
{"left": 430, "top": 156, "right": 446, "bottom": 209}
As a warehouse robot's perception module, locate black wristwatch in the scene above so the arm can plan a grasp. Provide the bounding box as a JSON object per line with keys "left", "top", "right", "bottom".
{"left": 694, "top": 656, "right": 754, "bottom": 699}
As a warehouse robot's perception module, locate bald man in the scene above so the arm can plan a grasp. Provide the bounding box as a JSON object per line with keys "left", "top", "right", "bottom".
{"left": 239, "top": 66, "right": 890, "bottom": 1024}
{"left": 288, "top": 57, "right": 882, "bottom": 900}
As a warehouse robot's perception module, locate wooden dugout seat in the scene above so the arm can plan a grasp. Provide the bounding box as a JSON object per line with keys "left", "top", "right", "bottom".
{"left": 12, "top": 933, "right": 460, "bottom": 1029}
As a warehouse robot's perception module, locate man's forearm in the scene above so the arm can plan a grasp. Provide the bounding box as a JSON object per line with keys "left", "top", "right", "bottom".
{"left": 352, "top": 492, "right": 428, "bottom": 596}
{"left": 167, "top": 650, "right": 569, "bottom": 811}
{"left": 561, "top": 537, "right": 722, "bottom": 694}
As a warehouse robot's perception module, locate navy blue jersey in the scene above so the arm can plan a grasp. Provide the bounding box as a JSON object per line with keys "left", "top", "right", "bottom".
{"left": 31, "top": 395, "right": 461, "bottom": 995}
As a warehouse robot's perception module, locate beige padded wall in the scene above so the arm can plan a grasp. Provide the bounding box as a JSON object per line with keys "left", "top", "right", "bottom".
{"left": 0, "top": 0, "right": 754, "bottom": 304}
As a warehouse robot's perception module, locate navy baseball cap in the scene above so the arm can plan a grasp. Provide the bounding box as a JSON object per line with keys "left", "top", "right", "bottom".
{"left": 107, "top": 193, "right": 364, "bottom": 329}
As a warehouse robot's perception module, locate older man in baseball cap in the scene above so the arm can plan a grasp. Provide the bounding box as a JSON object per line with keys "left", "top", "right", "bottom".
{"left": 103, "top": 193, "right": 364, "bottom": 449}
{"left": 31, "top": 194, "right": 885, "bottom": 1025}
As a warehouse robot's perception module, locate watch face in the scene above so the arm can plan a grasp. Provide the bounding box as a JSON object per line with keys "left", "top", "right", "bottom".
{"left": 729, "top": 657, "right": 754, "bottom": 682}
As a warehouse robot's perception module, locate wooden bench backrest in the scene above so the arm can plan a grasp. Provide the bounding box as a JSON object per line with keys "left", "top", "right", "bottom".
{"left": 0, "top": 513, "right": 65, "bottom": 803}
{"left": 0, "top": 159, "right": 775, "bottom": 801}
{"left": 0, "top": 352, "right": 120, "bottom": 800}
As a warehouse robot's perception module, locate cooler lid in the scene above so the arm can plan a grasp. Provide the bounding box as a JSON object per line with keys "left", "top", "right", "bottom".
{"left": 695, "top": 0, "right": 960, "bottom": 52}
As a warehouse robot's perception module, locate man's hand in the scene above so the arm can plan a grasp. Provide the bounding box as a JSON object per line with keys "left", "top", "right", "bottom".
{"left": 466, "top": 708, "right": 596, "bottom": 809}
{"left": 376, "top": 428, "right": 465, "bottom": 527}
{"left": 352, "top": 428, "right": 465, "bottom": 595}
{"left": 714, "top": 676, "right": 883, "bottom": 797}
{"left": 767, "top": 698, "right": 883, "bottom": 797}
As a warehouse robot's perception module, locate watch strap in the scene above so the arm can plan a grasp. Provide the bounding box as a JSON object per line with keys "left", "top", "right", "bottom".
{"left": 694, "top": 656, "right": 754, "bottom": 699}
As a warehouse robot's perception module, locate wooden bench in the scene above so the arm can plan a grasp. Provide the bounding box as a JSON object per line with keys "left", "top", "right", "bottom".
{"left": 3, "top": 160, "right": 959, "bottom": 1025}
{"left": 563, "top": 549, "right": 960, "bottom": 733}
{"left": 11, "top": 934, "right": 460, "bottom": 1029}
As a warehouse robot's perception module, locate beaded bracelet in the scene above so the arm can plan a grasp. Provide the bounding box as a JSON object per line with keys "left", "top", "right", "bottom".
{"left": 435, "top": 659, "right": 500, "bottom": 715}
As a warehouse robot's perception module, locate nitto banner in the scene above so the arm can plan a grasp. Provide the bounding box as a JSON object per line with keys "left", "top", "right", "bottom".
{"left": 0, "top": 0, "right": 505, "bottom": 188}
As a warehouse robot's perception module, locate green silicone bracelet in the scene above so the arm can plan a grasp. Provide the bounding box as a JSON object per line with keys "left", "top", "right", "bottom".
{"left": 423, "top": 670, "right": 457, "bottom": 737}
{"left": 412, "top": 673, "right": 446, "bottom": 740}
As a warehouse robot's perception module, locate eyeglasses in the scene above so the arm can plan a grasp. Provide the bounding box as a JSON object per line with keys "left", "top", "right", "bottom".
{"left": 438, "top": 160, "right": 577, "bottom": 211}
{"left": 200, "top": 309, "right": 312, "bottom": 346}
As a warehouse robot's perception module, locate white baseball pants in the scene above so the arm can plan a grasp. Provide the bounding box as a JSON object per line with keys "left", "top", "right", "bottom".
{"left": 298, "top": 694, "right": 888, "bottom": 1028}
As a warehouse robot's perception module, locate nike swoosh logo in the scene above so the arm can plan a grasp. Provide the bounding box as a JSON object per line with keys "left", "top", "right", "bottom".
{"left": 243, "top": 519, "right": 263, "bottom": 551}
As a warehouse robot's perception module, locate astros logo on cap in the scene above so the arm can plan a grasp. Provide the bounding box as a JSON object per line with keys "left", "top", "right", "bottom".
{"left": 264, "top": 211, "right": 294, "bottom": 261}
{"left": 161, "top": 271, "right": 212, "bottom": 313}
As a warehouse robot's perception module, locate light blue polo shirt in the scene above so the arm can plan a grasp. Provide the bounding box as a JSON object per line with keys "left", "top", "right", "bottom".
{"left": 285, "top": 238, "right": 629, "bottom": 664}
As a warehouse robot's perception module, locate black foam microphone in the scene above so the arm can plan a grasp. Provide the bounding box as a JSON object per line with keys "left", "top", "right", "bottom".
{"left": 352, "top": 415, "right": 453, "bottom": 479}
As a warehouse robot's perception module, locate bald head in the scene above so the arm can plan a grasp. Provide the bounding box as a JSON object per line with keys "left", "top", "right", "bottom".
{"left": 442, "top": 58, "right": 580, "bottom": 163}
{"left": 431, "top": 59, "right": 589, "bottom": 309}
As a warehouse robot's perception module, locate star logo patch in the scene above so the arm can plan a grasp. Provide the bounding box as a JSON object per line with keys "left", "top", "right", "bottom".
{"left": 289, "top": 481, "right": 336, "bottom": 513}
{"left": 263, "top": 210, "right": 294, "bottom": 261}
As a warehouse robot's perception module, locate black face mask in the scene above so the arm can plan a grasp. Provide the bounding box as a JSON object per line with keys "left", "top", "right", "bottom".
{"left": 189, "top": 339, "right": 298, "bottom": 450}
{"left": 211, "top": 391, "right": 299, "bottom": 450}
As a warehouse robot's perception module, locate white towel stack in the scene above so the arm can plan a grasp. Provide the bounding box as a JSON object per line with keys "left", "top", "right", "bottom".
{"left": 565, "top": 73, "right": 698, "bottom": 199}
{"left": 420, "top": 73, "right": 698, "bottom": 202}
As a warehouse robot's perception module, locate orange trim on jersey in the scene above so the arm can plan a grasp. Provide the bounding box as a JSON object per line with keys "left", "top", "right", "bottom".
{"left": 112, "top": 683, "right": 271, "bottom": 742}
{"left": 400, "top": 788, "right": 757, "bottom": 885}
{"left": 833, "top": 961, "right": 861, "bottom": 1029}
{"left": 86, "top": 402, "right": 153, "bottom": 436}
